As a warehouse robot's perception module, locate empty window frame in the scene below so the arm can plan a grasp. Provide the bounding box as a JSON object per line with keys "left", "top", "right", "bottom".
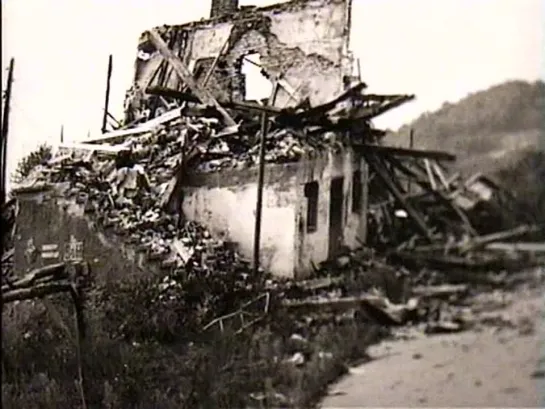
{"left": 304, "top": 181, "right": 319, "bottom": 233}
{"left": 352, "top": 170, "right": 362, "bottom": 214}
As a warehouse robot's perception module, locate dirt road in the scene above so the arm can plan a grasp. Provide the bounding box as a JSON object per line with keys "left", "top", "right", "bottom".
{"left": 321, "top": 286, "right": 545, "bottom": 408}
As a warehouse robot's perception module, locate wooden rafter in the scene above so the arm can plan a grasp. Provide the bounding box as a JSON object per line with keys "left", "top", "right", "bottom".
{"left": 147, "top": 29, "right": 236, "bottom": 127}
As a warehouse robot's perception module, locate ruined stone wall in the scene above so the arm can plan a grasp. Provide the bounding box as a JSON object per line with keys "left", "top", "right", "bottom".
{"left": 132, "top": 0, "right": 352, "bottom": 111}
{"left": 182, "top": 162, "right": 299, "bottom": 278}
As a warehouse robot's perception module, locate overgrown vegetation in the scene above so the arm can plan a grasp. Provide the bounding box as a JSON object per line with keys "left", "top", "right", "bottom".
{"left": 2, "top": 273, "right": 388, "bottom": 408}
{"left": 11, "top": 143, "right": 52, "bottom": 184}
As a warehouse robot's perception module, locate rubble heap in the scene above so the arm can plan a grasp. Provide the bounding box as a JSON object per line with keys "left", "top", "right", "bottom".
{"left": 17, "top": 82, "right": 412, "bottom": 280}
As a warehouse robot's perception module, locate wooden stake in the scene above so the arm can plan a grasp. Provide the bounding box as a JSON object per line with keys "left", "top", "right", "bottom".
{"left": 253, "top": 82, "right": 280, "bottom": 275}
{"left": 70, "top": 285, "right": 88, "bottom": 409}
{"left": 1, "top": 58, "right": 14, "bottom": 206}
{"left": 101, "top": 55, "right": 113, "bottom": 133}
{"left": 408, "top": 128, "right": 414, "bottom": 193}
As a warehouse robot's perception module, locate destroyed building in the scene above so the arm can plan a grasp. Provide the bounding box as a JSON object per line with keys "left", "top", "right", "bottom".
{"left": 122, "top": 0, "right": 388, "bottom": 277}
{"left": 10, "top": 0, "right": 450, "bottom": 280}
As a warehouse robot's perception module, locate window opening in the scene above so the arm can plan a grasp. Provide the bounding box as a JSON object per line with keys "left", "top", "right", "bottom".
{"left": 352, "top": 170, "right": 362, "bottom": 214}
{"left": 304, "top": 181, "right": 319, "bottom": 233}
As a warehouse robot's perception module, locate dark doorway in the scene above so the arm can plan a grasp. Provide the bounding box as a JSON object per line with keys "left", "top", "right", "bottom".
{"left": 328, "top": 177, "right": 344, "bottom": 258}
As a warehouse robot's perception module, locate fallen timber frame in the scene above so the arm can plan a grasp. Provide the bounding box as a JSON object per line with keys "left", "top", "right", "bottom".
{"left": 383, "top": 155, "right": 478, "bottom": 236}
{"left": 364, "top": 152, "right": 434, "bottom": 242}
{"left": 146, "top": 29, "right": 236, "bottom": 127}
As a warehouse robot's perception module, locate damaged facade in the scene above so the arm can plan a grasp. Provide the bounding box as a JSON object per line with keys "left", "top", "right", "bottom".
{"left": 126, "top": 0, "right": 363, "bottom": 277}
{"left": 126, "top": 0, "right": 354, "bottom": 121}
{"left": 11, "top": 0, "right": 419, "bottom": 280}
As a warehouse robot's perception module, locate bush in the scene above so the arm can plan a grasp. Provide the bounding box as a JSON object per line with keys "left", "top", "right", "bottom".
{"left": 2, "top": 274, "right": 385, "bottom": 409}
{"left": 11, "top": 144, "right": 52, "bottom": 184}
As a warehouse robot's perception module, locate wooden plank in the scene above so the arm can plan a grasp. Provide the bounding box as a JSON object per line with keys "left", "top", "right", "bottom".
{"left": 424, "top": 159, "right": 437, "bottom": 190}
{"left": 459, "top": 224, "right": 543, "bottom": 255}
{"left": 85, "top": 107, "right": 182, "bottom": 145}
{"left": 147, "top": 29, "right": 236, "bottom": 126}
{"left": 365, "top": 153, "right": 434, "bottom": 242}
{"left": 432, "top": 161, "right": 450, "bottom": 189}
{"left": 59, "top": 142, "right": 129, "bottom": 154}
{"left": 486, "top": 242, "right": 545, "bottom": 253}
{"left": 354, "top": 144, "right": 456, "bottom": 162}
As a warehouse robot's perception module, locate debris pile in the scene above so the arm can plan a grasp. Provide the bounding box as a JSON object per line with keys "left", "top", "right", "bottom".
{"left": 16, "top": 81, "right": 413, "bottom": 281}
{"left": 362, "top": 150, "right": 544, "bottom": 269}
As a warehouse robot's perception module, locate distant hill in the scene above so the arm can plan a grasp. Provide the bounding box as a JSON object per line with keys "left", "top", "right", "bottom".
{"left": 384, "top": 79, "right": 545, "bottom": 221}
{"left": 385, "top": 79, "right": 544, "bottom": 155}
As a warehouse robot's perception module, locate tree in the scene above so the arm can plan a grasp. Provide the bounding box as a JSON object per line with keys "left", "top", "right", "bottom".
{"left": 11, "top": 143, "right": 52, "bottom": 184}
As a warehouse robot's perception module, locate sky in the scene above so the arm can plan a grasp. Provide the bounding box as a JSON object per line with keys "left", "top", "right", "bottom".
{"left": 2, "top": 0, "right": 544, "bottom": 185}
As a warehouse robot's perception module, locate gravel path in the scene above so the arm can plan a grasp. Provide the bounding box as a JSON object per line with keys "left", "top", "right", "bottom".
{"left": 321, "top": 286, "right": 545, "bottom": 408}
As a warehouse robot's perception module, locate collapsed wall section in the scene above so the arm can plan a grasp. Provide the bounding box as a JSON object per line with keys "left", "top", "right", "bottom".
{"left": 127, "top": 0, "right": 353, "bottom": 119}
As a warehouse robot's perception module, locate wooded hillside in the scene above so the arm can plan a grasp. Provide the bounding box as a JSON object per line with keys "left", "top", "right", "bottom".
{"left": 387, "top": 80, "right": 544, "bottom": 155}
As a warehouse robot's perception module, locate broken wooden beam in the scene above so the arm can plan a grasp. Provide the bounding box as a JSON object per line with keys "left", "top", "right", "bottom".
{"left": 85, "top": 106, "right": 183, "bottom": 145}
{"left": 59, "top": 142, "right": 130, "bottom": 154}
{"left": 485, "top": 242, "right": 545, "bottom": 253}
{"left": 459, "top": 224, "right": 544, "bottom": 255}
{"left": 147, "top": 29, "right": 236, "bottom": 127}
{"left": 354, "top": 144, "right": 456, "bottom": 162}
{"left": 147, "top": 86, "right": 284, "bottom": 117}
{"left": 411, "top": 284, "right": 469, "bottom": 299}
{"left": 2, "top": 263, "right": 66, "bottom": 292}
{"left": 2, "top": 282, "right": 72, "bottom": 303}
{"left": 354, "top": 95, "right": 416, "bottom": 121}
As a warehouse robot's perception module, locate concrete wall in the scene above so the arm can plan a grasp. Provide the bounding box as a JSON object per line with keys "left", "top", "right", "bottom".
{"left": 133, "top": 0, "right": 352, "bottom": 109}
{"left": 182, "top": 146, "right": 368, "bottom": 279}
{"left": 13, "top": 184, "right": 160, "bottom": 283}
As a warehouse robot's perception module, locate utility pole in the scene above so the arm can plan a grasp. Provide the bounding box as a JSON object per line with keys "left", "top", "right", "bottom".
{"left": 1, "top": 57, "right": 14, "bottom": 206}
{"left": 101, "top": 54, "right": 113, "bottom": 134}
{"left": 60, "top": 124, "right": 64, "bottom": 143}
{"left": 253, "top": 81, "right": 280, "bottom": 276}
{"left": 408, "top": 128, "right": 414, "bottom": 194}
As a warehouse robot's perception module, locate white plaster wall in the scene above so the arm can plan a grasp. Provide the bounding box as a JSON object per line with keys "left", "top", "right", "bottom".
{"left": 265, "top": 0, "right": 347, "bottom": 63}
{"left": 182, "top": 182, "right": 296, "bottom": 278}
{"left": 189, "top": 22, "right": 233, "bottom": 62}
